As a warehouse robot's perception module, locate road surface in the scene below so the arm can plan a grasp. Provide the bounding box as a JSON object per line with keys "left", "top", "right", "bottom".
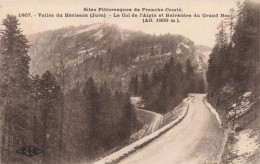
{"left": 120, "top": 94, "right": 225, "bottom": 164}
{"left": 137, "top": 109, "right": 163, "bottom": 134}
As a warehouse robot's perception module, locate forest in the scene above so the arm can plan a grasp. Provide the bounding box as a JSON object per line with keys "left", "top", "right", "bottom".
{"left": 207, "top": 1, "right": 259, "bottom": 115}
{"left": 0, "top": 14, "right": 204, "bottom": 164}
{"left": 129, "top": 57, "right": 204, "bottom": 113}
{"left": 0, "top": 15, "right": 140, "bottom": 164}
{"left": 206, "top": 1, "right": 259, "bottom": 162}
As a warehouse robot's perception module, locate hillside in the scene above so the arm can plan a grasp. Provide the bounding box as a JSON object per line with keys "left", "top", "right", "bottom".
{"left": 206, "top": 1, "right": 260, "bottom": 163}
{"left": 27, "top": 23, "right": 206, "bottom": 92}
{"left": 28, "top": 23, "right": 136, "bottom": 75}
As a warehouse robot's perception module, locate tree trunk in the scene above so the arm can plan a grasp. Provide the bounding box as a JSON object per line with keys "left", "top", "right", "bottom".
{"left": 59, "top": 59, "right": 65, "bottom": 162}
{"left": 42, "top": 108, "right": 48, "bottom": 164}
{"left": 33, "top": 99, "right": 37, "bottom": 145}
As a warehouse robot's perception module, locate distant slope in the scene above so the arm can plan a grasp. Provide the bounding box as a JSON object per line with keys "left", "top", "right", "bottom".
{"left": 195, "top": 45, "right": 212, "bottom": 91}
{"left": 28, "top": 23, "right": 137, "bottom": 75}
{"left": 27, "top": 23, "right": 203, "bottom": 91}
{"left": 196, "top": 45, "right": 212, "bottom": 52}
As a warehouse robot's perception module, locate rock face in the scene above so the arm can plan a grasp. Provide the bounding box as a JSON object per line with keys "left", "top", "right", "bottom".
{"left": 27, "top": 23, "right": 209, "bottom": 91}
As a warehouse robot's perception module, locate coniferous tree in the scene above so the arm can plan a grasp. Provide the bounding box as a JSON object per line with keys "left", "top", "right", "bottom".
{"left": 0, "top": 15, "right": 31, "bottom": 163}
{"left": 186, "top": 59, "right": 195, "bottom": 93}
{"left": 129, "top": 75, "right": 139, "bottom": 96}
{"left": 82, "top": 77, "right": 101, "bottom": 159}
{"left": 225, "top": 8, "right": 236, "bottom": 45}
{"left": 175, "top": 63, "right": 185, "bottom": 96}
{"left": 63, "top": 86, "right": 86, "bottom": 163}
{"left": 40, "top": 71, "right": 61, "bottom": 164}
{"left": 215, "top": 20, "right": 228, "bottom": 48}
{"left": 133, "top": 75, "right": 139, "bottom": 95}
{"left": 140, "top": 73, "right": 150, "bottom": 104}
{"left": 99, "top": 82, "right": 114, "bottom": 150}
{"left": 156, "top": 80, "right": 169, "bottom": 113}
{"left": 112, "top": 90, "right": 124, "bottom": 144}
{"left": 54, "top": 58, "right": 67, "bottom": 162}
{"left": 207, "top": 0, "right": 259, "bottom": 110}
{"left": 168, "top": 57, "right": 177, "bottom": 97}
{"left": 161, "top": 44, "right": 167, "bottom": 54}
{"left": 141, "top": 56, "right": 203, "bottom": 114}
{"left": 151, "top": 45, "right": 155, "bottom": 56}
{"left": 232, "top": 1, "right": 258, "bottom": 84}
{"left": 119, "top": 94, "right": 135, "bottom": 142}
{"left": 31, "top": 75, "right": 41, "bottom": 146}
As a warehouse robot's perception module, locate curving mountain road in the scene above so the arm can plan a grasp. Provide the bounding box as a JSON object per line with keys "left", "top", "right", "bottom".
{"left": 130, "top": 97, "right": 163, "bottom": 139}
{"left": 137, "top": 109, "right": 163, "bottom": 134}
{"left": 120, "top": 94, "right": 225, "bottom": 164}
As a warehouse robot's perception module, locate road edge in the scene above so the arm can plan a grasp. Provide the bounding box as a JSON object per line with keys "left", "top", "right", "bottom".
{"left": 203, "top": 96, "right": 228, "bottom": 164}
{"left": 203, "top": 96, "right": 222, "bottom": 127}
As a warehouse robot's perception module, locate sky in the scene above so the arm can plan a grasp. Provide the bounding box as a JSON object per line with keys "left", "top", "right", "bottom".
{"left": 0, "top": 0, "right": 239, "bottom": 47}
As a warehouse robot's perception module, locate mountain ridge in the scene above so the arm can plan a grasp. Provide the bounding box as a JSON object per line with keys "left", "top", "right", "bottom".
{"left": 27, "top": 23, "right": 209, "bottom": 91}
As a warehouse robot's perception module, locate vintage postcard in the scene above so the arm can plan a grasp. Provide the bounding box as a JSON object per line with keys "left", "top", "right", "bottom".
{"left": 0, "top": 0, "right": 259, "bottom": 164}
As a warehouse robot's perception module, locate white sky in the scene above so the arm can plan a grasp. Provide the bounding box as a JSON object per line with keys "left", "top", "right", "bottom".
{"left": 0, "top": 0, "right": 238, "bottom": 47}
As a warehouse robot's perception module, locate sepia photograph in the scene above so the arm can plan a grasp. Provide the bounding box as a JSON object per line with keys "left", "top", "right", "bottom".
{"left": 0, "top": 0, "right": 259, "bottom": 163}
